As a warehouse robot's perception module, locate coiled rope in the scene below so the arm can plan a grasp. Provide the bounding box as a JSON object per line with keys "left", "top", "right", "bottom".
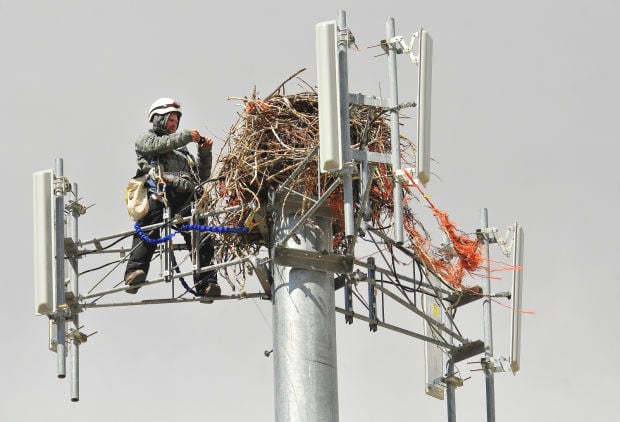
{"left": 133, "top": 222, "right": 248, "bottom": 244}
{"left": 133, "top": 222, "right": 248, "bottom": 296}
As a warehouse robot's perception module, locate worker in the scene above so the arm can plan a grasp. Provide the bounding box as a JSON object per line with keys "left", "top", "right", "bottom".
{"left": 124, "top": 98, "right": 220, "bottom": 296}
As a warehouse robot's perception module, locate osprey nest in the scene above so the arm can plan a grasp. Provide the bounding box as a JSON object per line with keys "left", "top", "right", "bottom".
{"left": 198, "top": 74, "right": 481, "bottom": 291}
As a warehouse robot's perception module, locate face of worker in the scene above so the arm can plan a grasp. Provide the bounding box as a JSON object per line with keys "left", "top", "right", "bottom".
{"left": 165, "top": 112, "right": 179, "bottom": 133}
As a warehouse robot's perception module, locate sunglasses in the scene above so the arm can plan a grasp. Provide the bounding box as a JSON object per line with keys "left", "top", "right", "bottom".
{"left": 152, "top": 102, "right": 181, "bottom": 112}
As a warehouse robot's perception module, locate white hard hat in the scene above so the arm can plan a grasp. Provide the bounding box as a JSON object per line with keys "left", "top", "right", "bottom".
{"left": 148, "top": 98, "right": 182, "bottom": 122}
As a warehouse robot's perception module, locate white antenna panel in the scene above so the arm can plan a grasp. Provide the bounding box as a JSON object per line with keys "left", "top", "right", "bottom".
{"left": 315, "top": 20, "right": 343, "bottom": 173}
{"left": 423, "top": 273, "right": 445, "bottom": 400}
{"left": 33, "top": 169, "right": 55, "bottom": 315}
{"left": 416, "top": 29, "right": 433, "bottom": 186}
{"left": 510, "top": 223, "right": 524, "bottom": 372}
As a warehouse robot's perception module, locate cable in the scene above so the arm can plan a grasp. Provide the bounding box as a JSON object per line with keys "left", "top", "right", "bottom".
{"left": 79, "top": 259, "right": 120, "bottom": 276}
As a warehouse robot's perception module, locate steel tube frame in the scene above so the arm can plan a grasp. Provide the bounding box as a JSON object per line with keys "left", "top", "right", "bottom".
{"left": 386, "top": 18, "right": 404, "bottom": 244}
{"left": 337, "top": 10, "right": 354, "bottom": 239}
{"left": 80, "top": 257, "right": 249, "bottom": 300}
{"left": 69, "top": 182, "right": 80, "bottom": 401}
{"left": 277, "top": 179, "right": 341, "bottom": 246}
{"left": 334, "top": 308, "right": 452, "bottom": 348}
{"left": 353, "top": 259, "right": 453, "bottom": 298}
{"left": 447, "top": 359, "right": 457, "bottom": 422}
{"left": 81, "top": 292, "right": 265, "bottom": 309}
{"left": 481, "top": 208, "right": 496, "bottom": 422}
{"left": 77, "top": 205, "right": 242, "bottom": 247}
{"left": 370, "top": 280, "right": 467, "bottom": 344}
{"left": 54, "top": 158, "right": 66, "bottom": 378}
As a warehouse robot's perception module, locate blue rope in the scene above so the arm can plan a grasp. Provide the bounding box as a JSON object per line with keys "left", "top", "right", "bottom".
{"left": 169, "top": 252, "right": 197, "bottom": 296}
{"left": 133, "top": 222, "right": 248, "bottom": 245}
{"left": 133, "top": 221, "right": 247, "bottom": 296}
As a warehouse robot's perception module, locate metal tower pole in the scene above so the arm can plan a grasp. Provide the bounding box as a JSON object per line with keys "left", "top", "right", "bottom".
{"left": 54, "top": 158, "right": 66, "bottom": 378}
{"left": 69, "top": 182, "right": 80, "bottom": 401}
{"left": 481, "top": 208, "right": 496, "bottom": 422}
{"left": 386, "top": 18, "right": 404, "bottom": 244}
{"left": 337, "top": 10, "right": 354, "bottom": 238}
{"left": 447, "top": 359, "right": 456, "bottom": 422}
{"left": 446, "top": 314, "right": 456, "bottom": 422}
{"left": 272, "top": 207, "right": 339, "bottom": 422}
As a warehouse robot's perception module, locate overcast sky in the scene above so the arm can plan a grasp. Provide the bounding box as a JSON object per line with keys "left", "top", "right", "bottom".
{"left": 3, "top": 0, "right": 619, "bottom": 421}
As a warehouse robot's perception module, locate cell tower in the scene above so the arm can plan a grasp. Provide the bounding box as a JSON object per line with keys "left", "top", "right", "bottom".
{"left": 33, "top": 11, "right": 525, "bottom": 422}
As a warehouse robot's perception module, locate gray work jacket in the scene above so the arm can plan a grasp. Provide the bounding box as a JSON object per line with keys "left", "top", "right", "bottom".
{"left": 134, "top": 128, "right": 212, "bottom": 192}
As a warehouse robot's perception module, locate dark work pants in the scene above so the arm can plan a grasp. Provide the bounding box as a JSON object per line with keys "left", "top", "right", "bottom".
{"left": 124, "top": 190, "right": 217, "bottom": 293}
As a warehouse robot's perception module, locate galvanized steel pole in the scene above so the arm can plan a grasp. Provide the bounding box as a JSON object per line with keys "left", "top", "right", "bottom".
{"left": 386, "top": 18, "right": 404, "bottom": 244}
{"left": 446, "top": 314, "right": 456, "bottom": 422}
{"left": 69, "top": 182, "right": 80, "bottom": 401}
{"left": 54, "top": 158, "right": 66, "bottom": 378}
{"left": 446, "top": 359, "right": 456, "bottom": 422}
{"left": 481, "top": 208, "right": 496, "bottom": 422}
{"left": 272, "top": 208, "right": 339, "bottom": 422}
{"left": 337, "top": 10, "right": 354, "bottom": 238}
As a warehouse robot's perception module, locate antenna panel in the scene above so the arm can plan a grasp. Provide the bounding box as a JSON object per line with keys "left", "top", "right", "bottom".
{"left": 315, "top": 20, "right": 343, "bottom": 173}
{"left": 510, "top": 224, "right": 524, "bottom": 372}
{"left": 33, "top": 169, "right": 55, "bottom": 315}
{"left": 423, "top": 273, "right": 445, "bottom": 400}
{"left": 416, "top": 29, "right": 433, "bottom": 185}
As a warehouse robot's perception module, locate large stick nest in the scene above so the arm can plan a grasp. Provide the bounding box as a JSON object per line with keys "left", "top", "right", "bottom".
{"left": 199, "top": 88, "right": 415, "bottom": 247}
{"left": 198, "top": 75, "right": 480, "bottom": 291}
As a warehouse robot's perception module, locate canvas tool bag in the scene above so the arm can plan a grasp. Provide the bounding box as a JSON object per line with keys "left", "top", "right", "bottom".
{"left": 125, "top": 174, "right": 149, "bottom": 221}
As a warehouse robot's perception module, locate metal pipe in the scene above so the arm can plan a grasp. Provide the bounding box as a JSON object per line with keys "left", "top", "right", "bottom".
{"left": 81, "top": 257, "right": 249, "bottom": 300}
{"left": 81, "top": 292, "right": 265, "bottom": 309}
{"left": 69, "top": 182, "right": 79, "bottom": 401}
{"left": 276, "top": 146, "right": 319, "bottom": 195}
{"left": 346, "top": 163, "right": 376, "bottom": 255}
{"left": 353, "top": 259, "right": 453, "bottom": 301}
{"left": 272, "top": 204, "right": 339, "bottom": 422}
{"left": 337, "top": 10, "right": 354, "bottom": 238}
{"left": 277, "top": 178, "right": 341, "bottom": 246}
{"left": 371, "top": 281, "right": 467, "bottom": 344}
{"left": 481, "top": 208, "right": 495, "bottom": 422}
{"left": 54, "top": 158, "right": 66, "bottom": 378}
{"left": 447, "top": 359, "right": 456, "bottom": 422}
{"left": 446, "top": 311, "right": 457, "bottom": 421}
{"left": 191, "top": 204, "right": 200, "bottom": 281}
{"left": 386, "top": 18, "right": 404, "bottom": 244}
{"left": 78, "top": 205, "right": 242, "bottom": 247}
{"left": 334, "top": 308, "right": 452, "bottom": 348}
{"left": 163, "top": 206, "right": 173, "bottom": 288}
{"left": 367, "top": 257, "right": 377, "bottom": 332}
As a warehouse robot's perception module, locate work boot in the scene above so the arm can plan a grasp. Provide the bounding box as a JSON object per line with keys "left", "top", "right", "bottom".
{"left": 202, "top": 283, "right": 221, "bottom": 297}
{"left": 125, "top": 269, "right": 146, "bottom": 294}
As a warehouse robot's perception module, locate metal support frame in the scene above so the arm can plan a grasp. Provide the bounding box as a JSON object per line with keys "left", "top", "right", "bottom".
{"left": 338, "top": 11, "right": 355, "bottom": 239}
{"left": 68, "top": 182, "right": 80, "bottom": 401}
{"left": 344, "top": 279, "right": 353, "bottom": 324}
{"left": 54, "top": 158, "right": 67, "bottom": 379}
{"left": 367, "top": 257, "right": 377, "bottom": 332}
{"left": 162, "top": 206, "right": 173, "bottom": 288}
{"left": 481, "top": 208, "right": 496, "bottom": 422}
{"left": 386, "top": 18, "right": 404, "bottom": 245}
{"left": 34, "top": 11, "right": 527, "bottom": 421}
{"left": 446, "top": 359, "right": 457, "bottom": 422}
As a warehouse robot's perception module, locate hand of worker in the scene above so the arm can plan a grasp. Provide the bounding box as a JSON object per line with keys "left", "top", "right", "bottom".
{"left": 190, "top": 130, "right": 213, "bottom": 148}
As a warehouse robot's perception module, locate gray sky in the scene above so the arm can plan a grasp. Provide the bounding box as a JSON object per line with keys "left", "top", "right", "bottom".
{"left": 3, "top": 0, "right": 619, "bottom": 420}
